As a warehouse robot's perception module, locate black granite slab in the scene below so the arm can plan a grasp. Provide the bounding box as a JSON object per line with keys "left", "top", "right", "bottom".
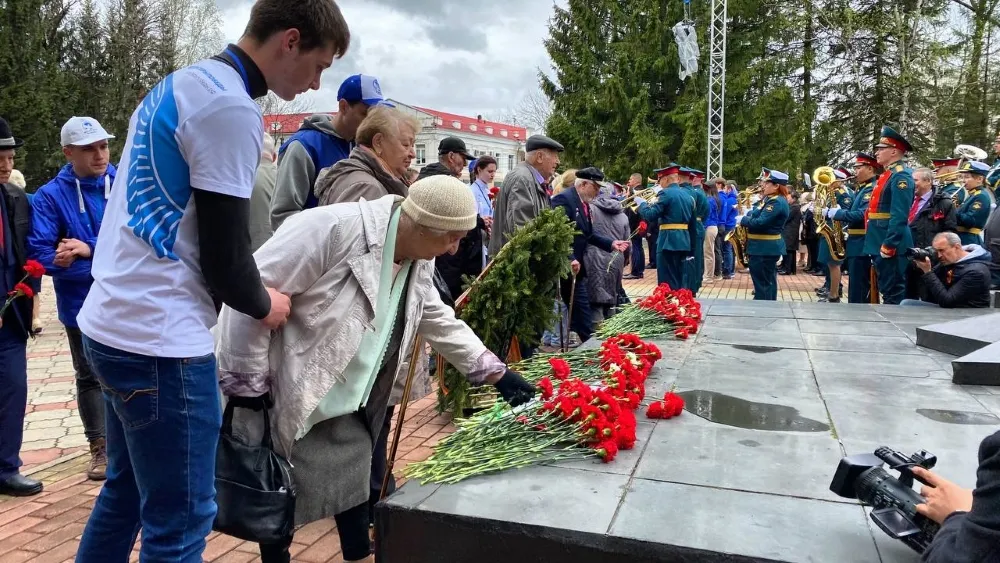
{"left": 377, "top": 299, "right": 998, "bottom": 563}
{"left": 953, "top": 341, "right": 1000, "bottom": 385}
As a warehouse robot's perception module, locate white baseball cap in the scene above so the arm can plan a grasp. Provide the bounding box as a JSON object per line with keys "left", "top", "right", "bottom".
{"left": 61, "top": 116, "right": 114, "bottom": 147}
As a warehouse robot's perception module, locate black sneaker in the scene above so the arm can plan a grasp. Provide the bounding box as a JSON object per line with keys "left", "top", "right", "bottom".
{"left": 0, "top": 473, "right": 43, "bottom": 497}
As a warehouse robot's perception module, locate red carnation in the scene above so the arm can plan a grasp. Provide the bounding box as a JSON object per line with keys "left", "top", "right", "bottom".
{"left": 615, "top": 423, "right": 637, "bottom": 450}
{"left": 646, "top": 402, "right": 665, "bottom": 418}
{"left": 932, "top": 210, "right": 945, "bottom": 221}
{"left": 538, "top": 376, "right": 555, "bottom": 400}
{"left": 23, "top": 260, "right": 45, "bottom": 278}
{"left": 11, "top": 282, "right": 34, "bottom": 299}
{"left": 593, "top": 440, "right": 619, "bottom": 463}
{"left": 674, "top": 328, "right": 690, "bottom": 340}
{"left": 637, "top": 221, "right": 648, "bottom": 236}
{"left": 549, "top": 357, "right": 571, "bottom": 380}
{"left": 662, "top": 392, "right": 685, "bottom": 418}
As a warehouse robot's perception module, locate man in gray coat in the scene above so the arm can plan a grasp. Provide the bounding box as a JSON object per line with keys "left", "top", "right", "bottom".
{"left": 249, "top": 133, "right": 277, "bottom": 252}
{"left": 488, "top": 134, "right": 564, "bottom": 256}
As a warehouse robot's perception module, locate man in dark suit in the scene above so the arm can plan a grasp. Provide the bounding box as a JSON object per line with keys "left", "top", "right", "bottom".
{"left": 550, "top": 167, "right": 630, "bottom": 343}
{"left": 0, "top": 117, "right": 42, "bottom": 497}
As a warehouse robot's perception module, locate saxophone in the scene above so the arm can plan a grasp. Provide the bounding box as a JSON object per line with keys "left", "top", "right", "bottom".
{"left": 723, "top": 187, "right": 759, "bottom": 269}
{"left": 812, "top": 166, "right": 847, "bottom": 262}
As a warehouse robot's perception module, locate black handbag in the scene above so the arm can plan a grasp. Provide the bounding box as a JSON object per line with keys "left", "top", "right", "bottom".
{"left": 213, "top": 397, "right": 296, "bottom": 543}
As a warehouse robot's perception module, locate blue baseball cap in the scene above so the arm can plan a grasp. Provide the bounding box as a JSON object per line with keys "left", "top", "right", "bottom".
{"left": 337, "top": 74, "right": 384, "bottom": 106}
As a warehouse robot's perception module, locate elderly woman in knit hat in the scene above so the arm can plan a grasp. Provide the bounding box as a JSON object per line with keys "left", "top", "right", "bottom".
{"left": 215, "top": 175, "right": 535, "bottom": 563}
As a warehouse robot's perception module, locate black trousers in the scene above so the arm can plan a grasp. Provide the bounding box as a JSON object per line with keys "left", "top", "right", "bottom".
{"left": 66, "top": 326, "right": 106, "bottom": 443}
{"left": 560, "top": 275, "right": 594, "bottom": 343}
{"left": 781, "top": 251, "right": 797, "bottom": 274}
{"left": 805, "top": 239, "right": 819, "bottom": 271}
{"left": 259, "top": 502, "right": 372, "bottom": 562}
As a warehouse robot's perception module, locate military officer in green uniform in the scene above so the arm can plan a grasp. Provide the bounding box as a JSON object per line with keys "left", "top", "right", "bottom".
{"left": 865, "top": 125, "right": 915, "bottom": 305}
{"left": 741, "top": 169, "right": 790, "bottom": 301}
{"left": 679, "top": 167, "right": 708, "bottom": 295}
{"left": 987, "top": 133, "right": 1000, "bottom": 199}
{"left": 635, "top": 164, "right": 697, "bottom": 291}
{"left": 933, "top": 157, "right": 967, "bottom": 205}
{"left": 955, "top": 160, "right": 993, "bottom": 246}
{"left": 823, "top": 153, "right": 880, "bottom": 303}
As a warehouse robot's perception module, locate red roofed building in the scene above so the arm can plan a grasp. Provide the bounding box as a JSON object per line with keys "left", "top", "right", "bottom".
{"left": 263, "top": 100, "right": 529, "bottom": 181}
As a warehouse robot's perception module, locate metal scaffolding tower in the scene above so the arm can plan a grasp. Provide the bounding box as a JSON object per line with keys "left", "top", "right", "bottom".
{"left": 705, "top": 0, "right": 727, "bottom": 178}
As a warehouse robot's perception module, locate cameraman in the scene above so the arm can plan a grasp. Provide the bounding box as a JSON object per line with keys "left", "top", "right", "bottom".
{"left": 912, "top": 430, "right": 1000, "bottom": 562}
{"left": 901, "top": 232, "right": 991, "bottom": 308}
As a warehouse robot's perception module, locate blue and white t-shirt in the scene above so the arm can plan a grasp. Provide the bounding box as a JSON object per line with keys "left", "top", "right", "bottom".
{"left": 78, "top": 58, "right": 263, "bottom": 358}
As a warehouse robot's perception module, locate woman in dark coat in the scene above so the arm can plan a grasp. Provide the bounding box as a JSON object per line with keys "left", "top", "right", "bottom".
{"left": 780, "top": 192, "right": 802, "bottom": 274}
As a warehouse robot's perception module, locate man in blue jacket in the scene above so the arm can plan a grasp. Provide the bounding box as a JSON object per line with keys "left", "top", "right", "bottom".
{"left": 27, "top": 116, "right": 116, "bottom": 481}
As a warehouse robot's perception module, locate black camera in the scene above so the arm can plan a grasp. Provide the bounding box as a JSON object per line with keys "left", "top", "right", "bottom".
{"left": 830, "top": 447, "right": 940, "bottom": 553}
{"left": 905, "top": 247, "right": 934, "bottom": 262}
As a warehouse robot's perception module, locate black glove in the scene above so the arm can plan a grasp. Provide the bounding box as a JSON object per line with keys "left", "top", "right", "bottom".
{"left": 227, "top": 393, "right": 273, "bottom": 411}
{"left": 494, "top": 369, "right": 536, "bottom": 407}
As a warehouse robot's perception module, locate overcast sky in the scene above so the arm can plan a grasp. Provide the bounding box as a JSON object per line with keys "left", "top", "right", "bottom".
{"left": 218, "top": 0, "right": 564, "bottom": 117}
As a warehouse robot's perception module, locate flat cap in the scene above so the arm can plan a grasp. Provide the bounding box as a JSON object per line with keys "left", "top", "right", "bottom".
{"left": 575, "top": 166, "right": 605, "bottom": 182}
{"left": 525, "top": 134, "right": 564, "bottom": 153}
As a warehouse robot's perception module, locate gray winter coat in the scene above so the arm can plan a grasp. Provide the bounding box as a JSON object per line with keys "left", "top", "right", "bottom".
{"left": 489, "top": 162, "right": 549, "bottom": 256}
{"left": 314, "top": 146, "right": 409, "bottom": 206}
{"left": 584, "top": 196, "right": 630, "bottom": 305}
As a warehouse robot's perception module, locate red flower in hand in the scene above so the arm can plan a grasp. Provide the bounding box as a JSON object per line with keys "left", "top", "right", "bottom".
{"left": 637, "top": 221, "right": 648, "bottom": 236}
{"left": 489, "top": 186, "right": 500, "bottom": 200}
{"left": 11, "top": 282, "right": 34, "bottom": 299}
{"left": 23, "top": 260, "right": 45, "bottom": 278}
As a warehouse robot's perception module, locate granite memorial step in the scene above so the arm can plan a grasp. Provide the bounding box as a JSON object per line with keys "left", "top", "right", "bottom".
{"left": 953, "top": 341, "right": 1000, "bottom": 385}
{"left": 915, "top": 312, "right": 1000, "bottom": 356}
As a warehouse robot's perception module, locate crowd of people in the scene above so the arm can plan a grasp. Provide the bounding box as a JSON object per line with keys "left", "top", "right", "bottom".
{"left": 0, "top": 1, "right": 999, "bottom": 562}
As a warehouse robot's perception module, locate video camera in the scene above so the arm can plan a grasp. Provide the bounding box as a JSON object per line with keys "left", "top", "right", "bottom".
{"left": 905, "top": 247, "right": 934, "bottom": 262}
{"left": 830, "top": 447, "right": 940, "bottom": 553}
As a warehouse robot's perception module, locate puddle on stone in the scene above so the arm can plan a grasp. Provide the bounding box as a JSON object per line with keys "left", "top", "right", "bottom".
{"left": 738, "top": 439, "right": 761, "bottom": 447}
{"left": 731, "top": 345, "right": 782, "bottom": 354}
{"left": 678, "top": 390, "right": 830, "bottom": 432}
{"left": 916, "top": 409, "right": 1000, "bottom": 425}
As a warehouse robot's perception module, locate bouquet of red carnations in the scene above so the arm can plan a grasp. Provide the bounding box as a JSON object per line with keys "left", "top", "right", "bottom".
{"left": 0, "top": 260, "right": 44, "bottom": 319}
{"left": 404, "top": 335, "right": 660, "bottom": 484}
{"left": 596, "top": 283, "right": 701, "bottom": 339}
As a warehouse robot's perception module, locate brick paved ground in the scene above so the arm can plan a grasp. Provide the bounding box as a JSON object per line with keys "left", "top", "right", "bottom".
{"left": 5, "top": 261, "right": 842, "bottom": 561}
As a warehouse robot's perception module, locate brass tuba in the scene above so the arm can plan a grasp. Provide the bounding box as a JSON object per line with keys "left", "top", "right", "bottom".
{"left": 812, "top": 166, "right": 847, "bottom": 262}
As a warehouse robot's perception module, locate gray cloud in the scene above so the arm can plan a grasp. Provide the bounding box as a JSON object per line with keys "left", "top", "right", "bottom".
{"left": 220, "top": 0, "right": 564, "bottom": 117}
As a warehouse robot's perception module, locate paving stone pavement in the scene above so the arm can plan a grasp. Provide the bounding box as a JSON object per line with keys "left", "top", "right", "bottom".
{"left": 1, "top": 394, "right": 452, "bottom": 562}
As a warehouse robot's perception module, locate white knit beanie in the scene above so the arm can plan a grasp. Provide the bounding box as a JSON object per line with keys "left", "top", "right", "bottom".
{"left": 402, "top": 175, "right": 478, "bottom": 231}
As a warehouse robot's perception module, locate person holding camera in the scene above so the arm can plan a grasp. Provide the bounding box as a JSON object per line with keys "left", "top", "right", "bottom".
{"left": 906, "top": 167, "right": 957, "bottom": 299}
{"left": 901, "top": 232, "right": 991, "bottom": 308}
{"left": 911, "top": 430, "right": 1000, "bottom": 562}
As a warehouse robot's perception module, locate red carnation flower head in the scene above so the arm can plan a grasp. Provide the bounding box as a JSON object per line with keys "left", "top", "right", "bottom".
{"left": 593, "top": 440, "right": 619, "bottom": 463}
{"left": 662, "top": 392, "right": 686, "bottom": 418}
{"left": 538, "top": 376, "right": 555, "bottom": 400}
{"left": 23, "top": 260, "right": 45, "bottom": 278}
{"left": 674, "top": 328, "right": 690, "bottom": 340}
{"left": 548, "top": 357, "right": 571, "bottom": 380}
{"left": 618, "top": 408, "right": 637, "bottom": 430}
{"left": 646, "top": 402, "right": 665, "bottom": 418}
{"left": 11, "top": 282, "right": 34, "bottom": 299}
{"left": 615, "top": 422, "right": 637, "bottom": 450}
{"left": 932, "top": 210, "right": 945, "bottom": 221}
{"left": 637, "top": 221, "right": 648, "bottom": 236}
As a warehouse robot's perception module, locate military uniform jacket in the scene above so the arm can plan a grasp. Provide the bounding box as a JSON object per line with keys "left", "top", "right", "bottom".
{"left": 863, "top": 161, "right": 914, "bottom": 256}
{"left": 956, "top": 186, "right": 992, "bottom": 240}
{"left": 638, "top": 185, "right": 696, "bottom": 254}
{"left": 942, "top": 181, "right": 967, "bottom": 206}
{"left": 682, "top": 183, "right": 708, "bottom": 238}
{"left": 741, "top": 194, "right": 789, "bottom": 256}
{"left": 833, "top": 180, "right": 875, "bottom": 258}
{"left": 987, "top": 159, "right": 1000, "bottom": 199}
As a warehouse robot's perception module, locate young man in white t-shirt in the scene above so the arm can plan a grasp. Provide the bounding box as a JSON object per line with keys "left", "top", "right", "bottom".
{"left": 74, "top": 2, "right": 351, "bottom": 561}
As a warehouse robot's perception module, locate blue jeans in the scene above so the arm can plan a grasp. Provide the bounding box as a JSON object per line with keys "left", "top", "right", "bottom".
{"left": 77, "top": 336, "right": 221, "bottom": 563}
{"left": 0, "top": 327, "right": 27, "bottom": 480}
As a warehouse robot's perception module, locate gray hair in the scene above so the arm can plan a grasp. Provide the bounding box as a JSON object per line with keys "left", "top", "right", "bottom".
{"left": 934, "top": 231, "right": 962, "bottom": 247}
{"left": 914, "top": 167, "right": 934, "bottom": 183}
{"left": 261, "top": 133, "right": 277, "bottom": 164}
{"left": 7, "top": 169, "right": 25, "bottom": 189}
{"left": 574, "top": 177, "right": 597, "bottom": 189}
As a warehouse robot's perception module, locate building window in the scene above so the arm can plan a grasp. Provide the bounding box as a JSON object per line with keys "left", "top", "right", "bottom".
{"left": 500, "top": 130, "right": 508, "bottom": 137}
{"left": 469, "top": 124, "right": 477, "bottom": 132}
{"left": 416, "top": 144, "right": 426, "bottom": 165}
{"left": 452, "top": 120, "right": 461, "bottom": 129}
{"left": 508, "top": 154, "right": 515, "bottom": 170}
{"left": 485, "top": 126, "right": 493, "bottom": 134}
{"left": 434, "top": 117, "right": 443, "bottom": 126}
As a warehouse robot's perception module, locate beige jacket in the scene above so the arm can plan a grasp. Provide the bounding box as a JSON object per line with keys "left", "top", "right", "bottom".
{"left": 215, "top": 195, "right": 499, "bottom": 457}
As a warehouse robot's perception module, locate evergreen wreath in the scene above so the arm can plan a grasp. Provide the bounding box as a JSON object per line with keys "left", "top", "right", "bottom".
{"left": 436, "top": 207, "right": 576, "bottom": 414}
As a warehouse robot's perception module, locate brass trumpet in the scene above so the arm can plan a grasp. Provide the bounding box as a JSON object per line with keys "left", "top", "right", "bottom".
{"left": 622, "top": 187, "right": 659, "bottom": 212}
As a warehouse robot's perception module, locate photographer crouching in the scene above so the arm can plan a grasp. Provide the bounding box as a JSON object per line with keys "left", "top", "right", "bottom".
{"left": 900, "top": 232, "right": 991, "bottom": 308}
{"left": 913, "top": 430, "right": 1000, "bottom": 562}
